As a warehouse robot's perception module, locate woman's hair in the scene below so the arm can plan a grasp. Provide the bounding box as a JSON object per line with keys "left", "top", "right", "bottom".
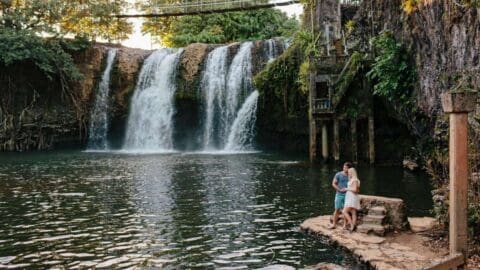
{"left": 348, "top": 167, "right": 359, "bottom": 180}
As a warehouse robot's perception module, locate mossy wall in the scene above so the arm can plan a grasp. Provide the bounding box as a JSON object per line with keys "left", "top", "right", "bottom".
{"left": 254, "top": 44, "right": 309, "bottom": 153}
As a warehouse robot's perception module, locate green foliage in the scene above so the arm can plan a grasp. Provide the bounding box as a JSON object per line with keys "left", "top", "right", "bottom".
{"left": 367, "top": 32, "right": 417, "bottom": 109}
{"left": 294, "top": 30, "right": 321, "bottom": 57}
{"left": 298, "top": 60, "right": 311, "bottom": 95}
{"left": 333, "top": 52, "right": 364, "bottom": 106}
{"left": 0, "top": 28, "right": 84, "bottom": 81}
{"left": 254, "top": 43, "right": 307, "bottom": 116}
{"left": 0, "top": 0, "right": 132, "bottom": 42}
{"left": 141, "top": 8, "right": 299, "bottom": 47}
{"left": 345, "top": 20, "right": 356, "bottom": 35}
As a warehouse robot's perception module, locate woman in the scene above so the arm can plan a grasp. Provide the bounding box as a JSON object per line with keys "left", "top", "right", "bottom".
{"left": 342, "top": 167, "right": 361, "bottom": 231}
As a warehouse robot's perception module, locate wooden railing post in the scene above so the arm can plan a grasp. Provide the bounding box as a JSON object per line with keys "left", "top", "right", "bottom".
{"left": 442, "top": 91, "right": 477, "bottom": 265}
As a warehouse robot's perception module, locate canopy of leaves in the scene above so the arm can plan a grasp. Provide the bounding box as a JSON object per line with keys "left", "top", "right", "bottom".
{"left": 0, "top": 0, "right": 132, "bottom": 84}
{"left": 1, "top": 0, "right": 132, "bottom": 42}
{"left": 141, "top": 5, "right": 299, "bottom": 47}
{"left": 0, "top": 28, "right": 85, "bottom": 81}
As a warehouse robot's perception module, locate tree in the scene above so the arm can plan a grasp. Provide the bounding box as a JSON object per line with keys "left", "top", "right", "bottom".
{"left": 0, "top": 0, "right": 133, "bottom": 42}
{"left": 139, "top": 1, "right": 299, "bottom": 47}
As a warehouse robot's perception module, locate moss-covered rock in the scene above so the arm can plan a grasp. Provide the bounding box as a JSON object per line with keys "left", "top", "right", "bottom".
{"left": 254, "top": 43, "right": 309, "bottom": 153}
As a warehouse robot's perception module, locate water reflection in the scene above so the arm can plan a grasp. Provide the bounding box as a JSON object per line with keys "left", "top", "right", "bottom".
{"left": 0, "top": 152, "right": 431, "bottom": 269}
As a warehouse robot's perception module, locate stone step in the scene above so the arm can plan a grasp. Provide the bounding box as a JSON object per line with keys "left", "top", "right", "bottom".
{"left": 356, "top": 224, "right": 386, "bottom": 236}
{"left": 362, "top": 214, "right": 385, "bottom": 225}
{"left": 368, "top": 206, "right": 386, "bottom": 216}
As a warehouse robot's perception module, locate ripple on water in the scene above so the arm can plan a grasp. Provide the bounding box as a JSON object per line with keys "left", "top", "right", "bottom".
{"left": 0, "top": 152, "right": 433, "bottom": 269}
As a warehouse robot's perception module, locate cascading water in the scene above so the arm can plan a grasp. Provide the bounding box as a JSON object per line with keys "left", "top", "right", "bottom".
{"left": 201, "top": 45, "right": 229, "bottom": 150}
{"left": 199, "top": 41, "right": 271, "bottom": 152}
{"left": 265, "top": 39, "right": 279, "bottom": 63}
{"left": 87, "top": 49, "right": 117, "bottom": 150}
{"left": 123, "top": 49, "right": 183, "bottom": 152}
{"left": 224, "top": 90, "right": 259, "bottom": 151}
{"left": 224, "top": 42, "right": 254, "bottom": 147}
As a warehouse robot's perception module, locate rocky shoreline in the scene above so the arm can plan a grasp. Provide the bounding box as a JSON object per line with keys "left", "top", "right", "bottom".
{"left": 300, "top": 215, "right": 445, "bottom": 270}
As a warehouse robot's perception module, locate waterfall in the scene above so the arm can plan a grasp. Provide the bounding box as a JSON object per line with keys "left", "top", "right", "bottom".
{"left": 265, "top": 39, "right": 279, "bottom": 63}
{"left": 224, "top": 42, "right": 254, "bottom": 146}
{"left": 201, "top": 45, "right": 229, "bottom": 150}
{"left": 87, "top": 49, "right": 117, "bottom": 150}
{"left": 224, "top": 90, "right": 259, "bottom": 151}
{"left": 123, "top": 49, "right": 183, "bottom": 152}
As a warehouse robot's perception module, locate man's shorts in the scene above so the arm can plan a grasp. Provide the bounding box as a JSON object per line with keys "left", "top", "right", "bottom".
{"left": 334, "top": 193, "right": 346, "bottom": 210}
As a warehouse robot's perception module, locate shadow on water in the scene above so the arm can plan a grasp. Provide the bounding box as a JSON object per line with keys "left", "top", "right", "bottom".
{"left": 0, "top": 151, "right": 432, "bottom": 269}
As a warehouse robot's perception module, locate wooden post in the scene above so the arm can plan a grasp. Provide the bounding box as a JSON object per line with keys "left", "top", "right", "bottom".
{"left": 333, "top": 118, "right": 340, "bottom": 162}
{"left": 442, "top": 91, "right": 476, "bottom": 263}
{"left": 368, "top": 115, "right": 375, "bottom": 164}
{"left": 322, "top": 122, "right": 328, "bottom": 160}
{"left": 351, "top": 119, "right": 357, "bottom": 163}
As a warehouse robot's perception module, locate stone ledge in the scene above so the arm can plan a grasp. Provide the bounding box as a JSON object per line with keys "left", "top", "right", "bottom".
{"left": 300, "top": 215, "right": 448, "bottom": 270}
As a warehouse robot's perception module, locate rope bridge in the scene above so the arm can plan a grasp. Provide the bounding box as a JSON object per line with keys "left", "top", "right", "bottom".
{"left": 116, "top": 0, "right": 301, "bottom": 18}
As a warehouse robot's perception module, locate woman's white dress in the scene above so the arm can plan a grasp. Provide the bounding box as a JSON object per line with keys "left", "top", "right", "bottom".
{"left": 344, "top": 179, "right": 361, "bottom": 209}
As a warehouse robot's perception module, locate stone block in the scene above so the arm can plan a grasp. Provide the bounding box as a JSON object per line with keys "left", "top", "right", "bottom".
{"left": 359, "top": 195, "right": 407, "bottom": 231}
{"left": 368, "top": 206, "right": 386, "bottom": 216}
{"left": 441, "top": 91, "right": 477, "bottom": 113}
{"left": 408, "top": 217, "right": 437, "bottom": 233}
{"left": 362, "top": 214, "right": 385, "bottom": 225}
{"left": 356, "top": 224, "right": 385, "bottom": 236}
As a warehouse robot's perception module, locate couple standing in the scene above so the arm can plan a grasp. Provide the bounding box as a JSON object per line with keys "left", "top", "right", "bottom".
{"left": 328, "top": 162, "right": 361, "bottom": 231}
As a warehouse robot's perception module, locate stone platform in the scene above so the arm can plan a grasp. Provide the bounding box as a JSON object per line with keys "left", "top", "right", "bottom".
{"left": 300, "top": 216, "right": 447, "bottom": 270}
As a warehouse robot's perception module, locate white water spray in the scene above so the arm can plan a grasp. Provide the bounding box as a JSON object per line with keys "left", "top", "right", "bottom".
{"left": 265, "top": 39, "right": 279, "bottom": 63}
{"left": 201, "top": 45, "right": 229, "bottom": 149}
{"left": 224, "top": 91, "right": 259, "bottom": 151}
{"left": 225, "top": 42, "right": 254, "bottom": 145}
{"left": 123, "top": 49, "right": 183, "bottom": 152}
{"left": 87, "top": 49, "right": 117, "bottom": 150}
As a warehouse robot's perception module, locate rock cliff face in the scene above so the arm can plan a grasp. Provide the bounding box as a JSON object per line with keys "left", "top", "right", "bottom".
{"left": 0, "top": 45, "right": 103, "bottom": 151}
{"left": 0, "top": 40, "right": 288, "bottom": 151}
{"left": 0, "top": 44, "right": 149, "bottom": 151}
{"left": 354, "top": 0, "right": 480, "bottom": 118}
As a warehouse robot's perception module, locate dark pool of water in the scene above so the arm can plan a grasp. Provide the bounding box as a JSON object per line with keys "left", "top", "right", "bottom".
{"left": 0, "top": 152, "right": 432, "bottom": 269}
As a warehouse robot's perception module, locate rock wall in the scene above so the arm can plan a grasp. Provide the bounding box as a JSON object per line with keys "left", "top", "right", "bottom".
{"left": 0, "top": 44, "right": 148, "bottom": 151}
{"left": 0, "top": 45, "right": 105, "bottom": 151}
{"left": 353, "top": 0, "right": 480, "bottom": 118}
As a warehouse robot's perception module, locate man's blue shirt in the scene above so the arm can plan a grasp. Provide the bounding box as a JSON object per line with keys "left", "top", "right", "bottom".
{"left": 334, "top": 172, "right": 349, "bottom": 195}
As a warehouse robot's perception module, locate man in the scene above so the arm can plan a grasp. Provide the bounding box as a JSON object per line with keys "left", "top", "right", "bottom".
{"left": 328, "top": 162, "right": 353, "bottom": 229}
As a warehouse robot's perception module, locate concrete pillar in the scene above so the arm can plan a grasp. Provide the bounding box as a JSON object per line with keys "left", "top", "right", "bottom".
{"left": 309, "top": 73, "right": 317, "bottom": 162}
{"left": 368, "top": 115, "right": 375, "bottom": 164}
{"left": 322, "top": 123, "right": 328, "bottom": 160}
{"left": 441, "top": 91, "right": 476, "bottom": 262}
{"left": 333, "top": 118, "right": 340, "bottom": 162}
{"left": 310, "top": 119, "right": 317, "bottom": 162}
{"left": 351, "top": 119, "right": 357, "bottom": 163}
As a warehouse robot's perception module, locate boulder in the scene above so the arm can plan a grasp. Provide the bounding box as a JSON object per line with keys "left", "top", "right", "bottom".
{"left": 408, "top": 217, "right": 437, "bottom": 233}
